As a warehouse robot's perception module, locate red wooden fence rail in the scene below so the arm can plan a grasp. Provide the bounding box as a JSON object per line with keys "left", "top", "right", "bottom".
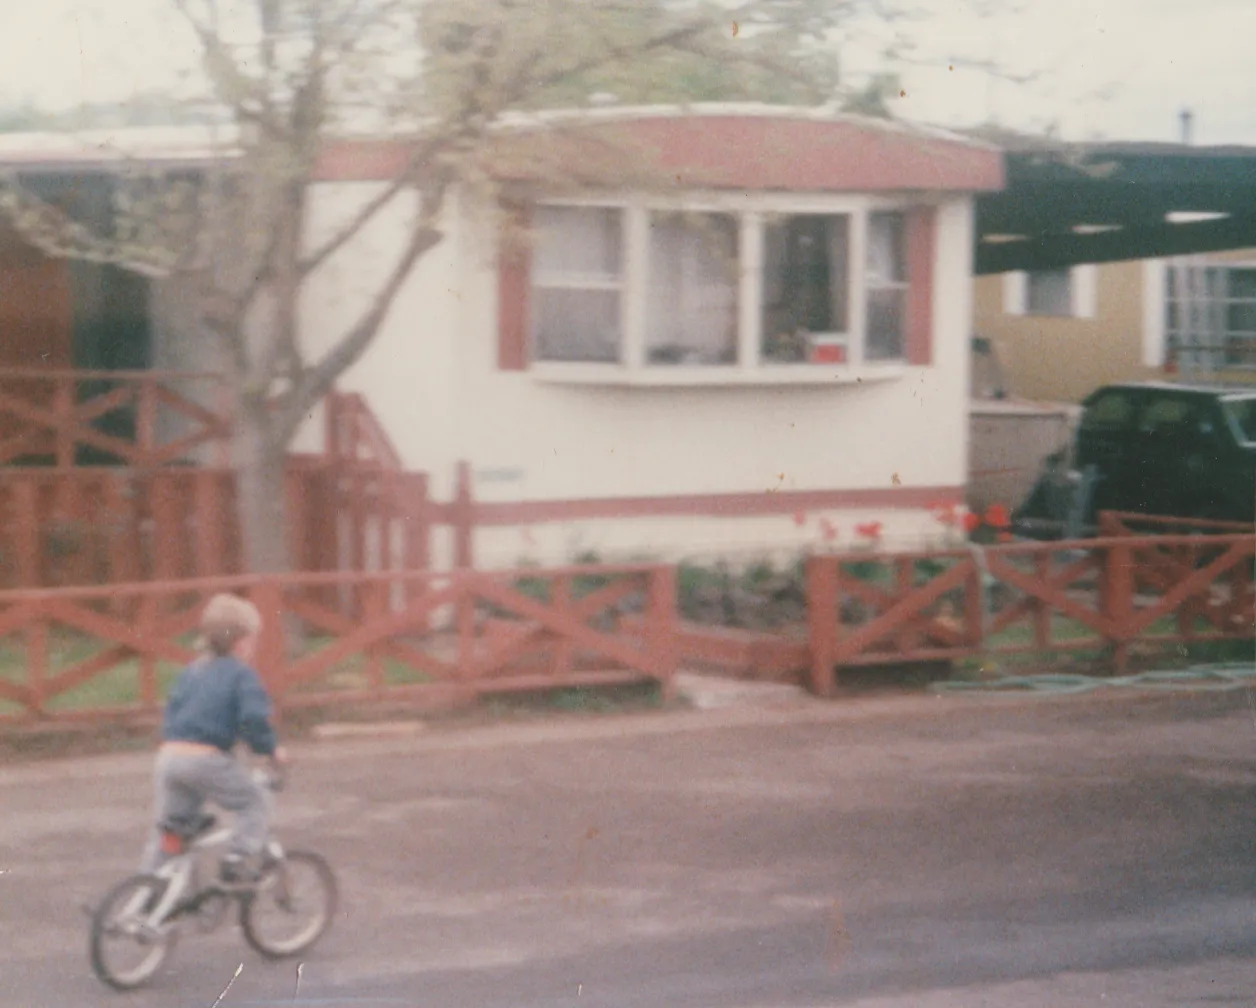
{"left": 805, "top": 530, "right": 1255, "bottom": 694}
{"left": 0, "top": 368, "right": 233, "bottom": 467}
{"left": 0, "top": 563, "right": 677, "bottom": 723}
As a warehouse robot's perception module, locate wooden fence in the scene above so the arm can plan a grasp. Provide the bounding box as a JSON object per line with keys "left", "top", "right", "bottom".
{"left": 0, "top": 368, "right": 233, "bottom": 467}
{"left": 0, "top": 527, "right": 1251, "bottom": 723}
{"left": 0, "top": 564, "right": 678, "bottom": 723}
{"left": 0, "top": 377, "right": 439, "bottom": 591}
{"left": 806, "top": 531, "right": 1255, "bottom": 694}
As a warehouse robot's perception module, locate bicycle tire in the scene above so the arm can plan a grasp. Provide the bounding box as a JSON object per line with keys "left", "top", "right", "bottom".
{"left": 88, "top": 874, "right": 179, "bottom": 991}
{"left": 240, "top": 850, "right": 337, "bottom": 959}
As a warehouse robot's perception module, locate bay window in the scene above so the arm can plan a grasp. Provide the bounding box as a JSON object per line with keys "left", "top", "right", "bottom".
{"left": 517, "top": 197, "right": 934, "bottom": 379}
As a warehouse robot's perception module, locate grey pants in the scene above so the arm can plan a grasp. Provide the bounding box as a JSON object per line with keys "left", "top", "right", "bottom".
{"left": 140, "top": 748, "right": 272, "bottom": 873}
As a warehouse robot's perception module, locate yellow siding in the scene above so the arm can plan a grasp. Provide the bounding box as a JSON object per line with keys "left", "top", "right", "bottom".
{"left": 973, "top": 249, "right": 1256, "bottom": 403}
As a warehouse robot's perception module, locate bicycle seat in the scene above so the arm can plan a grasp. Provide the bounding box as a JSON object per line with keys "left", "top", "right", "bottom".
{"left": 161, "top": 811, "right": 218, "bottom": 841}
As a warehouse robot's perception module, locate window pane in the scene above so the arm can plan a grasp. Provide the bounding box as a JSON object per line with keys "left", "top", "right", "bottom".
{"left": 1223, "top": 397, "right": 1256, "bottom": 441}
{"left": 1229, "top": 268, "right": 1256, "bottom": 299}
{"left": 761, "top": 214, "right": 850, "bottom": 363}
{"left": 1138, "top": 395, "right": 1194, "bottom": 433}
{"left": 646, "top": 213, "right": 739, "bottom": 366}
{"left": 535, "top": 206, "right": 622, "bottom": 280}
{"left": 1227, "top": 302, "right": 1256, "bottom": 333}
{"left": 534, "top": 289, "right": 620, "bottom": 363}
{"left": 1026, "top": 269, "right": 1072, "bottom": 316}
{"left": 867, "top": 212, "right": 905, "bottom": 283}
{"left": 1080, "top": 392, "right": 1134, "bottom": 430}
{"left": 866, "top": 288, "right": 905, "bottom": 361}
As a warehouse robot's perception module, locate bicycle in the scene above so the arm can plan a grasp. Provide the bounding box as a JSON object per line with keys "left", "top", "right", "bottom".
{"left": 87, "top": 766, "right": 338, "bottom": 991}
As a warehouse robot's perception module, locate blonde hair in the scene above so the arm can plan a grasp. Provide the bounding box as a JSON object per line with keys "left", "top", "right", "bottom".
{"left": 200, "top": 593, "right": 263, "bottom": 657}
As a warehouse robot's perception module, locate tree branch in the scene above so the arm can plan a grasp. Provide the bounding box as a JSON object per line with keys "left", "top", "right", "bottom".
{"left": 298, "top": 134, "right": 441, "bottom": 277}
{"left": 284, "top": 194, "right": 447, "bottom": 439}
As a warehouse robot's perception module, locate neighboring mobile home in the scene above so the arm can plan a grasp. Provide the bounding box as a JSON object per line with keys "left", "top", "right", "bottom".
{"left": 972, "top": 249, "right": 1256, "bottom": 404}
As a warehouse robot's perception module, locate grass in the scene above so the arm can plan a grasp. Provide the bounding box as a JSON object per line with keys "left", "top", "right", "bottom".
{"left": 0, "top": 630, "right": 438, "bottom": 716}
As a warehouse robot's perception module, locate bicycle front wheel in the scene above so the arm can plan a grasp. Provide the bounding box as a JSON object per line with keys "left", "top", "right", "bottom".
{"left": 240, "top": 850, "right": 337, "bottom": 958}
{"left": 88, "top": 874, "right": 179, "bottom": 990}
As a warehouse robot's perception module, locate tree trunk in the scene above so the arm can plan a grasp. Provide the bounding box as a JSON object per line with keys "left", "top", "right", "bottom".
{"left": 233, "top": 405, "right": 291, "bottom": 575}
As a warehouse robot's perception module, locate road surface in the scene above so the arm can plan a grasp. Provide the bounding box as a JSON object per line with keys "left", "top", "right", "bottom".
{"left": 3, "top": 689, "right": 1256, "bottom": 1007}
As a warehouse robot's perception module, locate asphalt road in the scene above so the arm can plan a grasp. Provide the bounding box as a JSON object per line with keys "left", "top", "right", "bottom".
{"left": 3, "top": 689, "right": 1256, "bottom": 1007}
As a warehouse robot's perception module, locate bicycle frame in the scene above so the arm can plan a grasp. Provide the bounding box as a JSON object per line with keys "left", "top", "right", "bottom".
{"left": 132, "top": 829, "right": 287, "bottom": 930}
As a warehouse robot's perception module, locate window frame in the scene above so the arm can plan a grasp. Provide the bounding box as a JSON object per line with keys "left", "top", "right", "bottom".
{"left": 524, "top": 192, "right": 928, "bottom": 381}
{"left": 530, "top": 205, "right": 627, "bottom": 365}
{"left": 1163, "top": 262, "right": 1256, "bottom": 371}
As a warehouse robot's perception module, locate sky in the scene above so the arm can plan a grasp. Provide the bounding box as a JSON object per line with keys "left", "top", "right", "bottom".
{"left": 0, "top": 0, "right": 1253, "bottom": 145}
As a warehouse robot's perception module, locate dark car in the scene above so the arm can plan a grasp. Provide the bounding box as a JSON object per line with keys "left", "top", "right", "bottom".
{"left": 1015, "top": 382, "right": 1256, "bottom": 535}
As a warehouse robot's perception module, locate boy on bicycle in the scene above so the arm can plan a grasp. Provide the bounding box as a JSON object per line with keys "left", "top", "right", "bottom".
{"left": 141, "top": 593, "right": 288, "bottom": 883}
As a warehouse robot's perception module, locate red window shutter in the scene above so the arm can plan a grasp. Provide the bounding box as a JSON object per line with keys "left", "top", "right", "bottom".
{"left": 497, "top": 205, "right": 532, "bottom": 371}
{"left": 904, "top": 206, "right": 936, "bottom": 366}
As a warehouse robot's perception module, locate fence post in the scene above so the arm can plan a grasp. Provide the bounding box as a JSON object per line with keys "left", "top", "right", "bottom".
{"left": 193, "top": 470, "right": 224, "bottom": 578}
{"left": 250, "top": 579, "right": 288, "bottom": 707}
{"left": 26, "top": 611, "right": 48, "bottom": 717}
{"left": 453, "top": 460, "right": 474, "bottom": 570}
{"left": 401, "top": 472, "right": 431, "bottom": 611}
{"left": 648, "top": 566, "right": 679, "bottom": 701}
{"left": 1102, "top": 541, "right": 1134, "bottom": 674}
{"left": 455, "top": 571, "right": 478, "bottom": 693}
{"left": 806, "top": 555, "right": 838, "bottom": 696}
{"left": 137, "top": 592, "right": 159, "bottom": 711}
{"left": 965, "top": 556, "right": 986, "bottom": 650}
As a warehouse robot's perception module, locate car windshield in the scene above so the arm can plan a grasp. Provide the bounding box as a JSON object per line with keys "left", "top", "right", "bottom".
{"left": 1222, "top": 396, "right": 1256, "bottom": 443}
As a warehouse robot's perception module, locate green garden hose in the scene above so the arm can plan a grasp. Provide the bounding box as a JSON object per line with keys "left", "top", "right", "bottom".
{"left": 932, "top": 663, "right": 1256, "bottom": 696}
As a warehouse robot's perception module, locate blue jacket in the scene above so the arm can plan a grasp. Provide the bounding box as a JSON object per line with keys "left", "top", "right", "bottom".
{"left": 162, "top": 656, "right": 278, "bottom": 756}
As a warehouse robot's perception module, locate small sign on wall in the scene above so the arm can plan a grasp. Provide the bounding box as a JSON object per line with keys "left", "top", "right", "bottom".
{"left": 475, "top": 467, "right": 527, "bottom": 485}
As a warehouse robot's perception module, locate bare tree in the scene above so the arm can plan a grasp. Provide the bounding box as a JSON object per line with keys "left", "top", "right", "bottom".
{"left": 0, "top": 0, "right": 915, "bottom": 574}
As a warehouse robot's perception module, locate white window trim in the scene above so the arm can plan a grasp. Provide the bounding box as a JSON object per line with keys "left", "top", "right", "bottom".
{"left": 1003, "top": 265, "right": 1097, "bottom": 319}
{"left": 1003, "top": 272, "right": 1027, "bottom": 316}
{"left": 1071, "top": 264, "right": 1098, "bottom": 319}
{"left": 1142, "top": 259, "right": 1167, "bottom": 366}
{"left": 530, "top": 194, "right": 923, "bottom": 380}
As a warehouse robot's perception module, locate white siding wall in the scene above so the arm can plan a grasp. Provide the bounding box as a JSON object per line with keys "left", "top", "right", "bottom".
{"left": 298, "top": 186, "right": 976, "bottom": 568}
{"left": 293, "top": 183, "right": 465, "bottom": 495}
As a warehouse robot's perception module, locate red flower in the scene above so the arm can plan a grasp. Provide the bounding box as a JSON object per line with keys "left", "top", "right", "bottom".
{"left": 997, "top": 531, "right": 1014, "bottom": 543}
{"left": 963, "top": 512, "right": 983, "bottom": 533}
{"left": 985, "top": 503, "right": 1011, "bottom": 529}
{"left": 931, "top": 502, "right": 959, "bottom": 527}
{"left": 793, "top": 510, "right": 808, "bottom": 527}
{"left": 855, "top": 521, "right": 883, "bottom": 542}
{"left": 819, "top": 518, "right": 838, "bottom": 542}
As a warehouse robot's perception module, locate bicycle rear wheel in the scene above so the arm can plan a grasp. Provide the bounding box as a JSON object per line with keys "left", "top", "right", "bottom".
{"left": 88, "top": 874, "right": 179, "bottom": 990}
{"left": 240, "top": 850, "right": 337, "bottom": 958}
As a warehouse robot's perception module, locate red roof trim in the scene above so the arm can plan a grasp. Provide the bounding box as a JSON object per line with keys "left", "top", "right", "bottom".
{"left": 315, "top": 116, "right": 1005, "bottom": 193}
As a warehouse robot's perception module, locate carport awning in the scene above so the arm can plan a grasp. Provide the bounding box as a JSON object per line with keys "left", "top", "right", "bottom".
{"left": 973, "top": 140, "right": 1256, "bottom": 274}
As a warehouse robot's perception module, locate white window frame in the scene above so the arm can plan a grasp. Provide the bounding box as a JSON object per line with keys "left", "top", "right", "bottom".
{"left": 530, "top": 205, "right": 627, "bottom": 365}
{"left": 527, "top": 192, "right": 922, "bottom": 385}
{"left": 1003, "top": 265, "right": 1097, "bottom": 320}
